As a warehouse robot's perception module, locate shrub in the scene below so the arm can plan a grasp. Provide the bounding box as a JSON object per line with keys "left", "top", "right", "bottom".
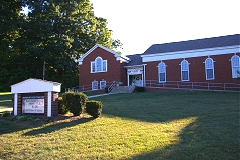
{"left": 1, "top": 111, "right": 11, "bottom": 117}
{"left": 105, "top": 87, "right": 109, "bottom": 93}
{"left": 58, "top": 97, "right": 69, "bottom": 115}
{"left": 62, "top": 92, "right": 88, "bottom": 116}
{"left": 86, "top": 100, "right": 103, "bottom": 118}
{"left": 135, "top": 86, "right": 145, "bottom": 92}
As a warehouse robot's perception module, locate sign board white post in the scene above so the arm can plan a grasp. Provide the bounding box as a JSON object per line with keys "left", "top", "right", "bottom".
{"left": 47, "top": 91, "right": 52, "bottom": 117}
{"left": 14, "top": 93, "right": 18, "bottom": 116}
{"left": 11, "top": 78, "right": 61, "bottom": 117}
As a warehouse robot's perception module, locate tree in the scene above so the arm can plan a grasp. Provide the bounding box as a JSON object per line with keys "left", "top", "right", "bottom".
{"left": 0, "top": 0, "right": 122, "bottom": 91}
{"left": 0, "top": 0, "right": 25, "bottom": 90}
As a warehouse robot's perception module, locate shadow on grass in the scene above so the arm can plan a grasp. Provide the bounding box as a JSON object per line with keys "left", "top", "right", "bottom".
{"left": 128, "top": 116, "right": 239, "bottom": 160}
{"left": 94, "top": 91, "right": 240, "bottom": 160}
{"left": 0, "top": 115, "right": 95, "bottom": 136}
{"left": 23, "top": 116, "right": 95, "bottom": 136}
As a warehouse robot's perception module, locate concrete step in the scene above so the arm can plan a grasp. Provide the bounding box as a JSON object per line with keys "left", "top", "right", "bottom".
{"left": 110, "top": 86, "right": 135, "bottom": 93}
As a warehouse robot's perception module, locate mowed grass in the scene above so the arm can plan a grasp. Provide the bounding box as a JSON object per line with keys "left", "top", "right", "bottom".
{"left": 0, "top": 91, "right": 239, "bottom": 159}
{"left": 0, "top": 92, "right": 13, "bottom": 110}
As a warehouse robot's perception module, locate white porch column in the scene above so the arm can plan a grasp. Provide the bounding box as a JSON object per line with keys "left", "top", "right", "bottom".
{"left": 143, "top": 64, "right": 147, "bottom": 86}
{"left": 14, "top": 93, "right": 18, "bottom": 116}
{"left": 47, "top": 91, "right": 52, "bottom": 117}
{"left": 127, "top": 73, "right": 130, "bottom": 86}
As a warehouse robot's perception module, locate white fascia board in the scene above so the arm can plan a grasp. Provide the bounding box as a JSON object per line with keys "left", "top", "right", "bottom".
{"left": 77, "top": 44, "right": 99, "bottom": 65}
{"left": 124, "top": 65, "right": 144, "bottom": 69}
{"left": 77, "top": 44, "right": 130, "bottom": 64}
{"left": 141, "top": 45, "right": 240, "bottom": 62}
{"left": 11, "top": 78, "right": 61, "bottom": 93}
{"left": 116, "top": 56, "right": 130, "bottom": 63}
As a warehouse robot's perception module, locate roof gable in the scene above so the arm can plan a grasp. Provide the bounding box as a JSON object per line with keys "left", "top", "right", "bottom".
{"left": 143, "top": 34, "right": 240, "bottom": 55}
{"left": 77, "top": 44, "right": 129, "bottom": 65}
{"left": 11, "top": 78, "right": 61, "bottom": 93}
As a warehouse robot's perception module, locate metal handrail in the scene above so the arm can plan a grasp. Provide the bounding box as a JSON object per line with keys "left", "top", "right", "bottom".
{"left": 108, "top": 81, "right": 116, "bottom": 92}
{"left": 144, "top": 80, "right": 240, "bottom": 91}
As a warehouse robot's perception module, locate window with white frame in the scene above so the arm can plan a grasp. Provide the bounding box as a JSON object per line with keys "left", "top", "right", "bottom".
{"left": 231, "top": 55, "right": 240, "bottom": 78}
{"left": 205, "top": 58, "right": 215, "bottom": 80}
{"left": 158, "top": 62, "right": 166, "bottom": 82}
{"left": 92, "top": 80, "right": 98, "bottom": 90}
{"left": 91, "top": 56, "right": 107, "bottom": 73}
{"left": 181, "top": 60, "right": 189, "bottom": 81}
{"left": 100, "top": 80, "right": 106, "bottom": 90}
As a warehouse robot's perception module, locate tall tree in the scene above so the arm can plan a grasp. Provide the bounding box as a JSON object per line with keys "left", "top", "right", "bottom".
{"left": 0, "top": 0, "right": 24, "bottom": 90}
{"left": 10, "top": 0, "right": 122, "bottom": 90}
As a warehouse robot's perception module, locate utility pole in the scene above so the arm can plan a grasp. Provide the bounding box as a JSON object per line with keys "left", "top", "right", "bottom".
{"left": 43, "top": 61, "right": 46, "bottom": 80}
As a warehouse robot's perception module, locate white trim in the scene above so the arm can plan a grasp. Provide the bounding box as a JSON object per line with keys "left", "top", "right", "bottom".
{"left": 231, "top": 55, "right": 240, "bottom": 78}
{"left": 47, "top": 91, "right": 51, "bottom": 117}
{"left": 181, "top": 60, "right": 189, "bottom": 81}
{"left": 143, "top": 64, "right": 146, "bottom": 86}
{"left": 141, "top": 45, "right": 240, "bottom": 62}
{"left": 14, "top": 93, "right": 18, "bottom": 116}
{"left": 92, "top": 80, "right": 98, "bottom": 90}
{"left": 158, "top": 62, "right": 166, "bottom": 83}
{"left": 124, "top": 64, "right": 145, "bottom": 68}
{"left": 77, "top": 44, "right": 130, "bottom": 65}
{"left": 100, "top": 80, "right": 106, "bottom": 89}
{"left": 91, "top": 56, "right": 108, "bottom": 73}
{"left": 91, "top": 61, "right": 95, "bottom": 73}
{"left": 11, "top": 78, "right": 61, "bottom": 93}
{"left": 205, "top": 58, "right": 215, "bottom": 80}
{"left": 103, "top": 60, "right": 107, "bottom": 72}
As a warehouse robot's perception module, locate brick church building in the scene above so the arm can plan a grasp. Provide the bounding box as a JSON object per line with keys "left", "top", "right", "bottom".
{"left": 77, "top": 34, "right": 240, "bottom": 91}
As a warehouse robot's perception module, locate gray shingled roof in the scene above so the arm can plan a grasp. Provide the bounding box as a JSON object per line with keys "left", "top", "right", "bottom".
{"left": 143, "top": 34, "right": 240, "bottom": 55}
{"left": 125, "top": 54, "right": 142, "bottom": 66}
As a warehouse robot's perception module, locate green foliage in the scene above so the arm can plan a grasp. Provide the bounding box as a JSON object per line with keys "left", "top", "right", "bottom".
{"left": 7, "top": 114, "right": 40, "bottom": 122}
{"left": 0, "top": 0, "right": 122, "bottom": 91}
{"left": 86, "top": 100, "right": 103, "bottom": 118}
{"left": 1, "top": 111, "right": 12, "bottom": 117}
{"left": 135, "top": 86, "right": 145, "bottom": 92}
{"left": 105, "top": 87, "right": 109, "bottom": 93}
{"left": 58, "top": 97, "right": 69, "bottom": 115}
{"left": 62, "top": 92, "right": 88, "bottom": 116}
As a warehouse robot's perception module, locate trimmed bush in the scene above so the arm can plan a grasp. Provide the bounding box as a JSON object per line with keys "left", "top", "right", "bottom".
{"left": 58, "top": 97, "right": 69, "bottom": 115}
{"left": 86, "top": 100, "right": 103, "bottom": 118}
{"left": 135, "top": 86, "right": 145, "bottom": 92}
{"left": 1, "top": 111, "right": 11, "bottom": 117}
{"left": 105, "top": 87, "right": 109, "bottom": 93}
{"left": 62, "top": 92, "right": 88, "bottom": 116}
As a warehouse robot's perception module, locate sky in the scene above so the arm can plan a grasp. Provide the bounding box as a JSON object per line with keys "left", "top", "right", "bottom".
{"left": 90, "top": 0, "right": 239, "bottom": 55}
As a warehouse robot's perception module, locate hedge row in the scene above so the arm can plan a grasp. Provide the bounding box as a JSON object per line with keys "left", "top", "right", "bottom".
{"left": 58, "top": 92, "right": 103, "bottom": 118}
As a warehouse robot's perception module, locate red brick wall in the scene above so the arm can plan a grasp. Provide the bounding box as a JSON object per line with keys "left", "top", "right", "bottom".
{"left": 79, "top": 47, "right": 126, "bottom": 87}
{"left": 120, "top": 62, "right": 127, "bottom": 85}
{"left": 17, "top": 93, "right": 21, "bottom": 115}
{"left": 145, "top": 53, "right": 240, "bottom": 83}
{"left": 51, "top": 92, "right": 58, "bottom": 116}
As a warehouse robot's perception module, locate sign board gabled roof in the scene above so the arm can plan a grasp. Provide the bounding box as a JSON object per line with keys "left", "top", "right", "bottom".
{"left": 11, "top": 78, "right": 61, "bottom": 93}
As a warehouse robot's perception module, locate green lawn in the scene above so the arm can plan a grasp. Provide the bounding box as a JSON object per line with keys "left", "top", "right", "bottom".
{"left": 0, "top": 92, "right": 13, "bottom": 110}
{"left": 0, "top": 91, "right": 239, "bottom": 159}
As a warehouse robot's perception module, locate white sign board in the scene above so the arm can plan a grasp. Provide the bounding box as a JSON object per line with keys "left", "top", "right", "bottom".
{"left": 22, "top": 96, "right": 44, "bottom": 114}
{"left": 127, "top": 68, "right": 143, "bottom": 75}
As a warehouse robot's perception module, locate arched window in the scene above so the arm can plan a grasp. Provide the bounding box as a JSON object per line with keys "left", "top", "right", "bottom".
{"left": 181, "top": 60, "right": 189, "bottom": 81}
{"left": 231, "top": 55, "right": 240, "bottom": 78}
{"left": 158, "top": 62, "right": 166, "bottom": 82}
{"left": 205, "top": 58, "right": 214, "bottom": 80}
{"left": 91, "top": 56, "right": 107, "bottom": 73}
